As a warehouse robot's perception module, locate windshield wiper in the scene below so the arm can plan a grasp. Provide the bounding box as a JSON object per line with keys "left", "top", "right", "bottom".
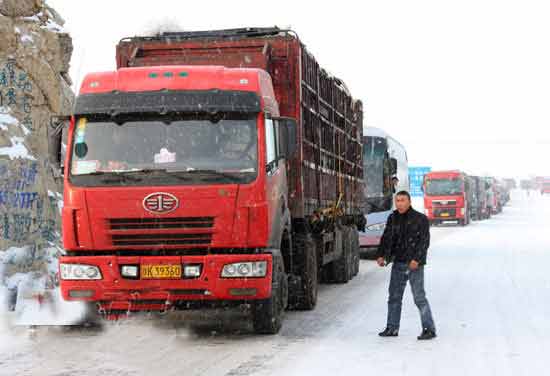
{"left": 175, "top": 169, "right": 242, "bottom": 182}
{"left": 117, "top": 168, "right": 193, "bottom": 181}
{"left": 79, "top": 171, "right": 143, "bottom": 183}
{"left": 78, "top": 169, "right": 190, "bottom": 183}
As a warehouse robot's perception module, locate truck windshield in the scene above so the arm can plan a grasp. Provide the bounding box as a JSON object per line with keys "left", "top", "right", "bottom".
{"left": 363, "top": 137, "right": 387, "bottom": 199}
{"left": 69, "top": 113, "right": 258, "bottom": 186}
{"left": 425, "top": 178, "right": 463, "bottom": 196}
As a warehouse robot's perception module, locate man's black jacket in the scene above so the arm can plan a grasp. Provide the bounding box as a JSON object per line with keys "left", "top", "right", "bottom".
{"left": 376, "top": 207, "right": 431, "bottom": 265}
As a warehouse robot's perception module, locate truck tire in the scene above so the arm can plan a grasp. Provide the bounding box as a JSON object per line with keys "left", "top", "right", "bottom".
{"left": 360, "top": 247, "right": 378, "bottom": 260}
{"left": 288, "top": 233, "right": 318, "bottom": 311}
{"left": 252, "top": 255, "right": 287, "bottom": 334}
{"left": 350, "top": 226, "right": 360, "bottom": 277}
{"left": 76, "top": 302, "right": 103, "bottom": 328}
{"left": 331, "top": 227, "right": 352, "bottom": 283}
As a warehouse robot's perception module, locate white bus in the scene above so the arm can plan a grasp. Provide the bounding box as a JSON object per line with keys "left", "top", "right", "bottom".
{"left": 360, "top": 127, "right": 409, "bottom": 258}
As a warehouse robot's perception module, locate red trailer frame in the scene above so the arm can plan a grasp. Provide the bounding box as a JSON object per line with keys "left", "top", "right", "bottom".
{"left": 116, "top": 28, "right": 364, "bottom": 223}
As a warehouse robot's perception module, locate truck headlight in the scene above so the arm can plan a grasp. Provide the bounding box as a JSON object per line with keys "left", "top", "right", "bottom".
{"left": 60, "top": 264, "right": 102, "bottom": 280}
{"left": 460, "top": 208, "right": 465, "bottom": 216}
{"left": 221, "top": 261, "right": 267, "bottom": 278}
{"left": 366, "top": 223, "right": 385, "bottom": 231}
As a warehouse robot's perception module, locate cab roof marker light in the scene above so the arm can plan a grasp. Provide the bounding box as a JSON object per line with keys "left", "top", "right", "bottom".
{"left": 179, "top": 71, "right": 189, "bottom": 77}
{"left": 89, "top": 81, "right": 99, "bottom": 88}
{"left": 149, "top": 72, "right": 159, "bottom": 78}
{"left": 163, "top": 72, "right": 174, "bottom": 78}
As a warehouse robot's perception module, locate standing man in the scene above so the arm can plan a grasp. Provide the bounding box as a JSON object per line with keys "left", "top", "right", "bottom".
{"left": 376, "top": 191, "right": 436, "bottom": 340}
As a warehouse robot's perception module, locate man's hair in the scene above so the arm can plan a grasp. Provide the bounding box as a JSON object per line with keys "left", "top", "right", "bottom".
{"left": 395, "top": 190, "right": 411, "bottom": 200}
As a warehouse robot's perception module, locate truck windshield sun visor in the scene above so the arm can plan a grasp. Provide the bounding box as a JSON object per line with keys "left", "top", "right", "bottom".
{"left": 74, "top": 90, "right": 262, "bottom": 117}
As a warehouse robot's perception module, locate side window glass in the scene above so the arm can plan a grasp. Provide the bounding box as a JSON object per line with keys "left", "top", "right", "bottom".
{"left": 265, "top": 117, "right": 277, "bottom": 165}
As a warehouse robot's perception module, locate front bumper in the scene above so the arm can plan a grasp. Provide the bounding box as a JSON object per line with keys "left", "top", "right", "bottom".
{"left": 426, "top": 206, "right": 464, "bottom": 220}
{"left": 359, "top": 233, "right": 381, "bottom": 248}
{"left": 59, "top": 253, "right": 273, "bottom": 311}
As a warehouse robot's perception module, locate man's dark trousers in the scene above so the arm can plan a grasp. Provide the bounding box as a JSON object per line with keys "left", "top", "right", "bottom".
{"left": 387, "top": 261, "right": 435, "bottom": 332}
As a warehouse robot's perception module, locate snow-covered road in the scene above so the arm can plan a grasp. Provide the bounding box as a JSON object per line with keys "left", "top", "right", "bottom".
{"left": 1, "top": 191, "right": 549, "bottom": 376}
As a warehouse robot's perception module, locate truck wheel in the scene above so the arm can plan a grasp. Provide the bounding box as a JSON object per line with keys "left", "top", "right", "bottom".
{"left": 77, "top": 302, "right": 103, "bottom": 328}
{"left": 331, "top": 227, "right": 351, "bottom": 283}
{"left": 252, "top": 255, "right": 287, "bottom": 334}
{"left": 361, "top": 247, "right": 378, "bottom": 260}
{"left": 288, "top": 233, "right": 318, "bottom": 311}
{"left": 350, "top": 226, "right": 360, "bottom": 277}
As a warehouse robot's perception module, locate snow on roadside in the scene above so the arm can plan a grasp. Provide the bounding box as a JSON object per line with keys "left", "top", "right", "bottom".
{"left": 0, "top": 245, "right": 86, "bottom": 327}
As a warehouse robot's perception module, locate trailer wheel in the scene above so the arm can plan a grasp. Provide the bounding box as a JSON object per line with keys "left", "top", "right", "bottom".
{"left": 331, "top": 227, "right": 352, "bottom": 283}
{"left": 252, "top": 256, "right": 287, "bottom": 334}
{"left": 288, "top": 233, "right": 318, "bottom": 311}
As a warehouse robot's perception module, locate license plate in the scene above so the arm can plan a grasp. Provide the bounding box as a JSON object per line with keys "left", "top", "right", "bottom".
{"left": 440, "top": 213, "right": 450, "bottom": 217}
{"left": 141, "top": 264, "right": 182, "bottom": 279}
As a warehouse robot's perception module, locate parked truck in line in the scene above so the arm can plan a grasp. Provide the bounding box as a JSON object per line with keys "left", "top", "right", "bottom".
{"left": 537, "top": 177, "right": 550, "bottom": 195}
{"left": 484, "top": 177, "right": 502, "bottom": 214}
{"left": 54, "top": 27, "right": 365, "bottom": 334}
{"left": 423, "top": 170, "right": 471, "bottom": 226}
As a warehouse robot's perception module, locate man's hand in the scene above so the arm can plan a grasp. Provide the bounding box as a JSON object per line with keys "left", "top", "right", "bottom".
{"left": 376, "top": 257, "right": 386, "bottom": 267}
{"left": 409, "top": 260, "right": 419, "bottom": 271}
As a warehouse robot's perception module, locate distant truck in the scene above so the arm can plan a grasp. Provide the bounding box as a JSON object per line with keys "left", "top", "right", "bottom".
{"left": 55, "top": 27, "right": 365, "bottom": 334}
{"left": 467, "top": 176, "right": 490, "bottom": 221}
{"left": 485, "top": 177, "right": 502, "bottom": 214}
{"left": 503, "top": 178, "right": 517, "bottom": 190}
{"left": 359, "top": 127, "right": 408, "bottom": 258}
{"left": 541, "top": 178, "right": 550, "bottom": 195}
{"left": 520, "top": 179, "right": 533, "bottom": 191}
{"left": 423, "top": 170, "right": 471, "bottom": 226}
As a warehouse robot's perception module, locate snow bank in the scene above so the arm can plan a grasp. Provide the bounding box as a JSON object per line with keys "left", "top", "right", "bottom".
{"left": 0, "top": 246, "right": 86, "bottom": 326}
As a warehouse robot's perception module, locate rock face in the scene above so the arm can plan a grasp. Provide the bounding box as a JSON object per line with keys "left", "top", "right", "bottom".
{"left": 0, "top": 0, "right": 73, "bottom": 316}
{"left": 0, "top": 0, "right": 44, "bottom": 18}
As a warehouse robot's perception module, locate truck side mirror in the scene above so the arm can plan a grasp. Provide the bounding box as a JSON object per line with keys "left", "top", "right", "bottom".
{"left": 389, "top": 157, "right": 397, "bottom": 175}
{"left": 274, "top": 117, "right": 297, "bottom": 159}
{"left": 49, "top": 115, "right": 70, "bottom": 179}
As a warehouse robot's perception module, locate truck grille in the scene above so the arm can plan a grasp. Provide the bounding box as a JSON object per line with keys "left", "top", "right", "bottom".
{"left": 108, "top": 217, "right": 214, "bottom": 246}
{"left": 432, "top": 200, "right": 457, "bottom": 206}
{"left": 108, "top": 217, "right": 214, "bottom": 230}
{"left": 111, "top": 233, "right": 212, "bottom": 246}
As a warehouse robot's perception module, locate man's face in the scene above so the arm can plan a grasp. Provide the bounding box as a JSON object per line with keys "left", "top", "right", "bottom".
{"left": 395, "top": 194, "right": 411, "bottom": 214}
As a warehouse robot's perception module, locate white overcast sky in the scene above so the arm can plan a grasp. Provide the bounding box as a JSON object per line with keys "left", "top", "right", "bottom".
{"left": 48, "top": 0, "right": 550, "bottom": 179}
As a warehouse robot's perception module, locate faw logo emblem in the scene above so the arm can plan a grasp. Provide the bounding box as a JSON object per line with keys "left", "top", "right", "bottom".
{"left": 143, "top": 192, "right": 179, "bottom": 214}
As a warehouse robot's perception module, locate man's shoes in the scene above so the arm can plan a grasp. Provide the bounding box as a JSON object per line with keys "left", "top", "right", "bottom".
{"left": 417, "top": 328, "right": 437, "bottom": 340}
{"left": 378, "top": 328, "right": 399, "bottom": 337}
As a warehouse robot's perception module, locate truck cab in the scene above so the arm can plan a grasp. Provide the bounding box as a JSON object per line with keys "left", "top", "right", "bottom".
{"left": 423, "top": 170, "right": 470, "bottom": 226}
{"left": 59, "top": 65, "right": 297, "bottom": 331}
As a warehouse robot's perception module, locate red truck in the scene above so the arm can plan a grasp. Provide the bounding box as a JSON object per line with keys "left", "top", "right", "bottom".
{"left": 423, "top": 170, "right": 470, "bottom": 226}
{"left": 541, "top": 178, "right": 550, "bottom": 195}
{"left": 55, "top": 28, "right": 365, "bottom": 334}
